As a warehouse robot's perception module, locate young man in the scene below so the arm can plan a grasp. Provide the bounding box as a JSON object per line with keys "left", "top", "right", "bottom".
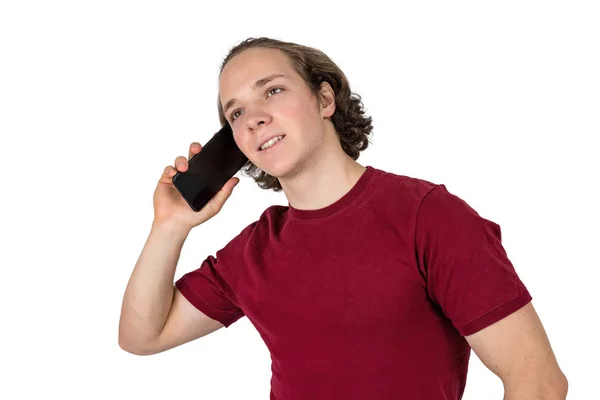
{"left": 119, "top": 37, "right": 568, "bottom": 399}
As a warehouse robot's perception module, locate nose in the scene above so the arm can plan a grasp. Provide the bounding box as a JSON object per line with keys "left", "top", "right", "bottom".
{"left": 246, "top": 108, "right": 272, "bottom": 130}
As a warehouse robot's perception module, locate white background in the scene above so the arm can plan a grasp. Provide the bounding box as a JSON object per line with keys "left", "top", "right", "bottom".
{"left": 1, "top": 1, "right": 598, "bottom": 398}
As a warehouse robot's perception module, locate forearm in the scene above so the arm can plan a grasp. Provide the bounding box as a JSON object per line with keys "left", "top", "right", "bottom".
{"left": 119, "top": 221, "right": 191, "bottom": 349}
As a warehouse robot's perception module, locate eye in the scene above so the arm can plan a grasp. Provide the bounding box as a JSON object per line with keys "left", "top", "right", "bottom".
{"left": 230, "top": 109, "right": 242, "bottom": 121}
{"left": 267, "top": 87, "right": 283, "bottom": 96}
{"left": 229, "top": 87, "right": 284, "bottom": 122}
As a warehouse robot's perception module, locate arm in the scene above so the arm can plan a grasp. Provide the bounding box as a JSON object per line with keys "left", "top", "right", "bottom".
{"left": 118, "top": 221, "right": 223, "bottom": 355}
{"left": 465, "top": 302, "right": 568, "bottom": 399}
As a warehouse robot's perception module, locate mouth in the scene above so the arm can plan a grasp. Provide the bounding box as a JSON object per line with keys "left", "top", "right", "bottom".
{"left": 258, "top": 134, "right": 286, "bottom": 151}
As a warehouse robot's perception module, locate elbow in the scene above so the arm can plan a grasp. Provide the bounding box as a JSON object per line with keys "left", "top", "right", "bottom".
{"left": 553, "top": 372, "right": 569, "bottom": 399}
{"left": 118, "top": 318, "right": 161, "bottom": 356}
{"left": 504, "top": 371, "right": 569, "bottom": 400}
{"left": 118, "top": 332, "right": 158, "bottom": 356}
{"left": 118, "top": 337, "right": 144, "bottom": 356}
{"left": 119, "top": 339, "right": 155, "bottom": 356}
{"left": 544, "top": 370, "right": 569, "bottom": 399}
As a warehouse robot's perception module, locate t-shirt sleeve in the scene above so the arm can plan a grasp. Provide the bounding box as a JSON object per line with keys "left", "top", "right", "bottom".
{"left": 175, "top": 224, "right": 253, "bottom": 328}
{"left": 415, "top": 184, "right": 532, "bottom": 336}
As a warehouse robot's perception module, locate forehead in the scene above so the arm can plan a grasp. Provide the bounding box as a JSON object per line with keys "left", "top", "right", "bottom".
{"left": 219, "top": 48, "right": 299, "bottom": 102}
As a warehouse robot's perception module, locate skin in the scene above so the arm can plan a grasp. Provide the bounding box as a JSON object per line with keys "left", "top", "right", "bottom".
{"left": 218, "top": 47, "right": 367, "bottom": 211}
{"left": 465, "top": 303, "right": 568, "bottom": 398}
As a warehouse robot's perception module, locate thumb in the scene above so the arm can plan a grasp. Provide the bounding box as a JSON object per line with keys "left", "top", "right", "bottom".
{"left": 211, "top": 177, "right": 240, "bottom": 205}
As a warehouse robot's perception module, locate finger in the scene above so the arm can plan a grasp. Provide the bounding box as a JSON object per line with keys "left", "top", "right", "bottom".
{"left": 188, "top": 142, "right": 202, "bottom": 160}
{"left": 209, "top": 177, "right": 240, "bottom": 208}
{"left": 226, "top": 177, "right": 240, "bottom": 190}
{"left": 174, "top": 155, "right": 188, "bottom": 172}
{"left": 159, "top": 165, "right": 177, "bottom": 183}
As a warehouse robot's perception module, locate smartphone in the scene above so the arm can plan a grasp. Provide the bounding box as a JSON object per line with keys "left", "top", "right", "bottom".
{"left": 172, "top": 123, "right": 248, "bottom": 212}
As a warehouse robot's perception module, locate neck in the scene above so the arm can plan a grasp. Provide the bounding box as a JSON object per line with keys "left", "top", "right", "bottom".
{"left": 279, "top": 127, "right": 367, "bottom": 211}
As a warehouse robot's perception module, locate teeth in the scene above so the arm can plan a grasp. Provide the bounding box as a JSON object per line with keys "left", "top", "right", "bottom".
{"left": 260, "top": 135, "right": 284, "bottom": 150}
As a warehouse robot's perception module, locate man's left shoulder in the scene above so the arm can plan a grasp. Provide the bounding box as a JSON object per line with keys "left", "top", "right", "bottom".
{"left": 371, "top": 166, "right": 440, "bottom": 201}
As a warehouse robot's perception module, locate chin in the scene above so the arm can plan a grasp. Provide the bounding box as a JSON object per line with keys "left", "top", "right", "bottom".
{"left": 255, "top": 158, "right": 299, "bottom": 180}
{"left": 258, "top": 163, "right": 290, "bottom": 178}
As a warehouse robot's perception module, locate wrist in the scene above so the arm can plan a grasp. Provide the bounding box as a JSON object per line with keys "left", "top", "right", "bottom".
{"left": 151, "top": 219, "right": 192, "bottom": 238}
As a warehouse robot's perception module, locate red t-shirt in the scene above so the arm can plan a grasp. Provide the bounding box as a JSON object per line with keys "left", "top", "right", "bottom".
{"left": 176, "top": 165, "right": 532, "bottom": 399}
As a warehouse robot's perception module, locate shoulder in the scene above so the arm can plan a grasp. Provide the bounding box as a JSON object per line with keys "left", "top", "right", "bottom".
{"left": 417, "top": 183, "right": 490, "bottom": 227}
{"left": 223, "top": 204, "right": 287, "bottom": 252}
{"left": 369, "top": 167, "right": 481, "bottom": 217}
{"left": 369, "top": 166, "right": 442, "bottom": 206}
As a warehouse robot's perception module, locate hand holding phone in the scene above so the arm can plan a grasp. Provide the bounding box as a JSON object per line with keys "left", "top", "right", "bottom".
{"left": 172, "top": 123, "right": 248, "bottom": 213}
{"left": 153, "top": 137, "right": 241, "bottom": 230}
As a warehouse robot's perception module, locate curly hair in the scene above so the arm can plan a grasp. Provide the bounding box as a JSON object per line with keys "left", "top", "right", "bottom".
{"left": 217, "top": 37, "right": 374, "bottom": 192}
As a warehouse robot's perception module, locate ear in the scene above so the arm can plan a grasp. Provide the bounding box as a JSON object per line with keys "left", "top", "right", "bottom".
{"left": 318, "top": 81, "right": 336, "bottom": 118}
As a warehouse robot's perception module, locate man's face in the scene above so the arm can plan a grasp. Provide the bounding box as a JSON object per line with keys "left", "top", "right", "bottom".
{"left": 219, "top": 47, "right": 331, "bottom": 179}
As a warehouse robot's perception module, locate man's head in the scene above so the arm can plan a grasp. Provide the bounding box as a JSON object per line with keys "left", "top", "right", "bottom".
{"left": 217, "top": 37, "right": 373, "bottom": 192}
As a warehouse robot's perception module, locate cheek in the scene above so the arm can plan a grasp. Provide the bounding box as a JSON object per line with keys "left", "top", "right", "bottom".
{"left": 279, "top": 96, "right": 316, "bottom": 125}
{"left": 233, "top": 132, "right": 249, "bottom": 152}
{"left": 233, "top": 136, "right": 241, "bottom": 149}
{"left": 275, "top": 96, "right": 300, "bottom": 119}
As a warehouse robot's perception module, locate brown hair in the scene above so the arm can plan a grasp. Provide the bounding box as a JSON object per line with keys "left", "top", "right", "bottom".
{"left": 217, "top": 37, "right": 374, "bottom": 192}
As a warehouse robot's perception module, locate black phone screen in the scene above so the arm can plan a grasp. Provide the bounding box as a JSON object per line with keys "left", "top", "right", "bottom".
{"left": 172, "top": 123, "right": 248, "bottom": 212}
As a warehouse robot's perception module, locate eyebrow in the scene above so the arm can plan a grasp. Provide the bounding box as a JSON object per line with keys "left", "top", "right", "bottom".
{"left": 222, "top": 73, "right": 288, "bottom": 115}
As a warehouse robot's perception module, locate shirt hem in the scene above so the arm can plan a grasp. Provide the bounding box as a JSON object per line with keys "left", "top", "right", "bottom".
{"left": 457, "top": 290, "right": 533, "bottom": 336}
{"left": 175, "top": 278, "right": 235, "bottom": 328}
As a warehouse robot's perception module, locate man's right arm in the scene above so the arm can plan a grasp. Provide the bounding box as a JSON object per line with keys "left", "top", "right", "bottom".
{"left": 118, "top": 221, "right": 223, "bottom": 356}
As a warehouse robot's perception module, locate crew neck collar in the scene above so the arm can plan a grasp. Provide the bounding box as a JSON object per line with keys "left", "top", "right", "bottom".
{"left": 287, "top": 166, "right": 375, "bottom": 220}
